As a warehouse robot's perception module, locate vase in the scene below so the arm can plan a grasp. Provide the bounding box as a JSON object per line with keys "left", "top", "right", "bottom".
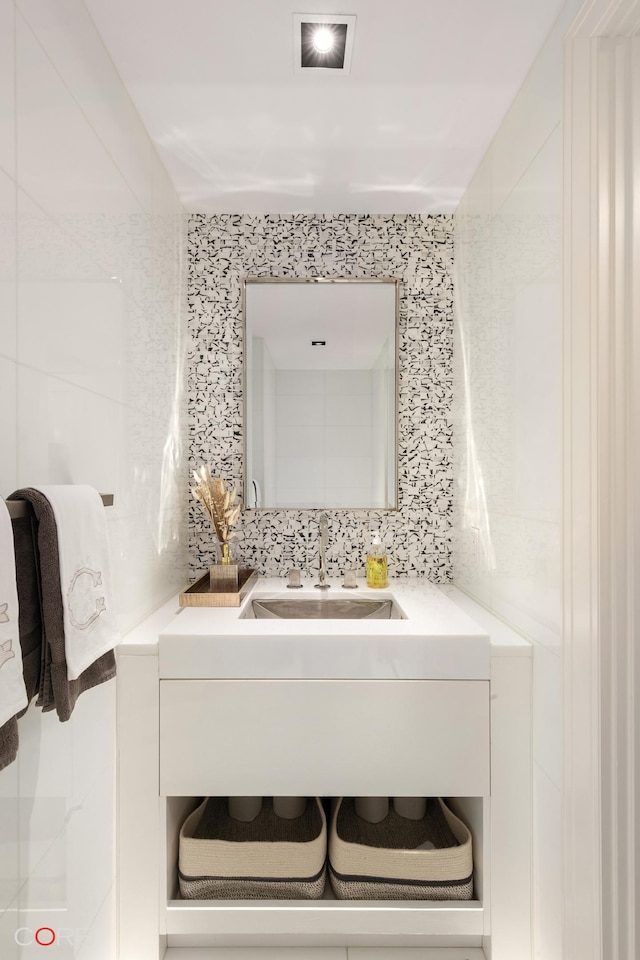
{"left": 209, "top": 542, "right": 239, "bottom": 591}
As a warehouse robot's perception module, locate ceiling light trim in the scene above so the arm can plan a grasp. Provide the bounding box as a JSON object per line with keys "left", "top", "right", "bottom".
{"left": 293, "top": 13, "right": 356, "bottom": 75}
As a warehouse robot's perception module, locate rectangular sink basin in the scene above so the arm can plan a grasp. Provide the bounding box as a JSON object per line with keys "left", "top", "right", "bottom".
{"left": 246, "top": 597, "right": 404, "bottom": 620}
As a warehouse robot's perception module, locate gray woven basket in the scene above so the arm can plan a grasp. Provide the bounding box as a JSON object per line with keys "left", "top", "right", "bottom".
{"left": 328, "top": 797, "right": 474, "bottom": 901}
{"left": 179, "top": 797, "right": 327, "bottom": 900}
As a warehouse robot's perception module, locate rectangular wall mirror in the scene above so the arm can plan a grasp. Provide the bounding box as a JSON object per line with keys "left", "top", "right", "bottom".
{"left": 243, "top": 277, "right": 398, "bottom": 510}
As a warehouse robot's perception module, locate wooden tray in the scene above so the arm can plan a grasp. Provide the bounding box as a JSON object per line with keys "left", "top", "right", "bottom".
{"left": 179, "top": 569, "right": 258, "bottom": 608}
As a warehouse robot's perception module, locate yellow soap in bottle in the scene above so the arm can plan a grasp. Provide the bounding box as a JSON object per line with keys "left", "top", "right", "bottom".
{"left": 366, "top": 531, "right": 388, "bottom": 589}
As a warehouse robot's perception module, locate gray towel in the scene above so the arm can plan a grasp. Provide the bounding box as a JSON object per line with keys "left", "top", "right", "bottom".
{"left": 8, "top": 489, "right": 116, "bottom": 723}
{"left": 12, "top": 515, "right": 44, "bottom": 707}
{"left": 0, "top": 717, "right": 18, "bottom": 771}
{"left": 0, "top": 514, "right": 40, "bottom": 771}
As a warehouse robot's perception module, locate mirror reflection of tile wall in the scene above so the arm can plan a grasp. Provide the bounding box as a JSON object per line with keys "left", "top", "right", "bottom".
{"left": 274, "top": 369, "right": 375, "bottom": 509}
{"left": 188, "top": 214, "right": 453, "bottom": 580}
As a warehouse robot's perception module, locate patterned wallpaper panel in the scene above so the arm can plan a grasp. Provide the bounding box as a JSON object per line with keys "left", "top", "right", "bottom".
{"left": 188, "top": 214, "right": 454, "bottom": 581}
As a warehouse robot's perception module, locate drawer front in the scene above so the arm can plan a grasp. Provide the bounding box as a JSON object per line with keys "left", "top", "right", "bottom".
{"left": 159, "top": 680, "right": 490, "bottom": 797}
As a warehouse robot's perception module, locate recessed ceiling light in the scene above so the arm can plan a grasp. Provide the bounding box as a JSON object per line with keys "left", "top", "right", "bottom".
{"left": 293, "top": 14, "right": 356, "bottom": 75}
{"left": 301, "top": 22, "right": 347, "bottom": 67}
{"left": 312, "top": 27, "right": 334, "bottom": 54}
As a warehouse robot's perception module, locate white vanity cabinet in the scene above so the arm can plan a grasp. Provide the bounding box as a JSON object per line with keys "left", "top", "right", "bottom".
{"left": 117, "top": 582, "right": 532, "bottom": 960}
{"left": 159, "top": 679, "right": 490, "bottom": 798}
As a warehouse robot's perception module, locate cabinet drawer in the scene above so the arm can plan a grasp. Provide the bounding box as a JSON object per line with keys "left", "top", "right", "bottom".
{"left": 159, "top": 680, "right": 489, "bottom": 797}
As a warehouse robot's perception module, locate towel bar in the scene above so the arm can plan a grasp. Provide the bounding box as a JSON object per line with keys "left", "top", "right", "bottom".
{"left": 5, "top": 494, "right": 114, "bottom": 521}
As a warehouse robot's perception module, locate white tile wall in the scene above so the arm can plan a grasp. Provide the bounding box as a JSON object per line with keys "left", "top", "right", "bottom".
{"left": 0, "top": 760, "right": 19, "bottom": 913}
{"left": 277, "top": 395, "right": 325, "bottom": 427}
{"left": 325, "top": 370, "right": 372, "bottom": 395}
{"left": 18, "top": 277, "right": 126, "bottom": 401}
{"left": 326, "top": 394, "right": 370, "bottom": 427}
{"left": 0, "top": 1, "right": 187, "bottom": 957}
{"left": 0, "top": 356, "right": 17, "bottom": 494}
{"left": 277, "top": 371, "right": 325, "bottom": 396}
{"left": 489, "top": 2, "right": 575, "bottom": 218}
{"left": 17, "top": 366, "right": 125, "bottom": 493}
{"left": 16, "top": 15, "right": 139, "bottom": 220}
{"left": 453, "top": 3, "right": 583, "bottom": 958}
{"left": 16, "top": 0, "right": 154, "bottom": 213}
{"left": 271, "top": 369, "right": 375, "bottom": 509}
{"left": 0, "top": 169, "right": 16, "bottom": 360}
{"left": 532, "top": 644, "right": 562, "bottom": 788}
{"left": 533, "top": 767, "right": 563, "bottom": 960}
{"left": 277, "top": 425, "right": 318, "bottom": 459}
{"left": 0, "top": 0, "right": 15, "bottom": 180}
{"left": 74, "top": 882, "right": 115, "bottom": 960}
{"left": 326, "top": 457, "right": 372, "bottom": 487}
{"left": 0, "top": 895, "right": 20, "bottom": 958}
{"left": 327, "top": 430, "right": 372, "bottom": 460}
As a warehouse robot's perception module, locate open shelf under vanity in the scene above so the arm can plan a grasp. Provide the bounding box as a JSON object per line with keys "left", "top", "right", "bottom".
{"left": 162, "top": 795, "right": 488, "bottom": 948}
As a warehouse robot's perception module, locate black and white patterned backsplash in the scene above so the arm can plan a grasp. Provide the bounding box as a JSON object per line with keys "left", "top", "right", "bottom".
{"left": 188, "top": 214, "right": 454, "bottom": 581}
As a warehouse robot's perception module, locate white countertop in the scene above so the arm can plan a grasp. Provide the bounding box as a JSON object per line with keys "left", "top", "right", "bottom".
{"left": 439, "top": 585, "right": 532, "bottom": 657}
{"left": 116, "top": 593, "right": 182, "bottom": 656}
{"left": 118, "top": 576, "right": 529, "bottom": 679}
{"left": 125, "top": 577, "right": 488, "bottom": 680}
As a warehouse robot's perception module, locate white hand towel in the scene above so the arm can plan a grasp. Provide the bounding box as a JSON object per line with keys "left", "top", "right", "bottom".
{"left": 0, "top": 499, "right": 28, "bottom": 727}
{"left": 34, "top": 485, "right": 120, "bottom": 682}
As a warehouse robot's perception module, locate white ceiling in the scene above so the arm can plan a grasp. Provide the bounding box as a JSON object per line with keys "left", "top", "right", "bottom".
{"left": 85, "top": 0, "right": 567, "bottom": 214}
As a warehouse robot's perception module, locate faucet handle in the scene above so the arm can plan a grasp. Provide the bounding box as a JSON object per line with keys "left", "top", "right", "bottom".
{"left": 286, "top": 568, "right": 303, "bottom": 589}
{"left": 342, "top": 569, "right": 358, "bottom": 589}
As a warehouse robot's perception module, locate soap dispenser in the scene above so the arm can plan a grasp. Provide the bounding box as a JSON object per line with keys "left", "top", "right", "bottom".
{"left": 366, "top": 530, "right": 388, "bottom": 589}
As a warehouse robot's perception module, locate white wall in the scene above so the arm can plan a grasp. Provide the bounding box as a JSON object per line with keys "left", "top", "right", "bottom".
{"left": 453, "top": 3, "right": 582, "bottom": 958}
{"left": 0, "top": 1, "right": 187, "bottom": 957}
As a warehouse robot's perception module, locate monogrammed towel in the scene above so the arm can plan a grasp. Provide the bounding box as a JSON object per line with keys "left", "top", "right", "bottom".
{"left": 8, "top": 487, "right": 117, "bottom": 722}
{"left": 0, "top": 499, "right": 28, "bottom": 770}
{"left": 30, "top": 485, "right": 120, "bottom": 680}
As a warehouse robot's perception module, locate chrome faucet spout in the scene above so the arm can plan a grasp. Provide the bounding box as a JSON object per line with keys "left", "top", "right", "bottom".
{"left": 314, "top": 513, "right": 330, "bottom": 589}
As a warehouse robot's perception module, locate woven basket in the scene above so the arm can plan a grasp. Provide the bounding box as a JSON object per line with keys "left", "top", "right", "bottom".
{"left": 328, "top": 797, "right": 473, "bottom": 900}
{"left": 179, "top": 797, "right": 327, "bottom": 900}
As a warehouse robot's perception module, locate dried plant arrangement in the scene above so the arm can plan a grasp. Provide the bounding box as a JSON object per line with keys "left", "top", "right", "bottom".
{"left": 190, "top": 467, "right": 241, "bottom": 564}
